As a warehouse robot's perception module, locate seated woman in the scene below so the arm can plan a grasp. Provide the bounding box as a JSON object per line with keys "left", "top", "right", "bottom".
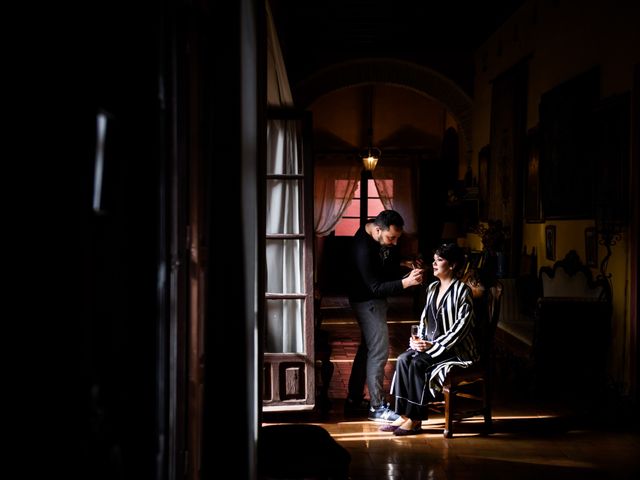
{"left": 381, "top": 243, "right": 478, "bottom": 436}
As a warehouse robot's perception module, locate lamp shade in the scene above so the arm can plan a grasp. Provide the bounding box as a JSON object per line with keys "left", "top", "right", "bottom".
{"left": 361, "top": 147, "right": 381, "bottom": 171}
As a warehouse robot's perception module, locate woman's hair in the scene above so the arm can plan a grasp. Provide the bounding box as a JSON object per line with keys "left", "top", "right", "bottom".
{"left": 434, "top": 243, "right": 466, "bottom": 276}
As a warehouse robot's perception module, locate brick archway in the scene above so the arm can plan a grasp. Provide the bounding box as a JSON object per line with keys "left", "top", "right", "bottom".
{"left": 293, "top": 58, "right": 473, "bottom": 162}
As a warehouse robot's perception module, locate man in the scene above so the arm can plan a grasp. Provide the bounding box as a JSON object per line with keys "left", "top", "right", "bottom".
{"left": 345, "top": 210, "right": 424, "bottom": 421}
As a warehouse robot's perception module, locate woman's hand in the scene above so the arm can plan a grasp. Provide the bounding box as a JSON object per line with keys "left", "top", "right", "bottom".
{"left": 409, "top": 337, "right": 432, "bottom": 352}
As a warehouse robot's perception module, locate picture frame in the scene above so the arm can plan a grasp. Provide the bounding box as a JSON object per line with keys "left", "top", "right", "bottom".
{"left": 585, "top": 227, "right": 598, "bottom": 268}
{"left": 524, "top": 126, "right": 543, "bottom": 222}
{"left": 539, "top": 67, "right": 599, "bottom": 219}
{"left": 545, "top": 225, "right": 556, "bottom": 261}
{"left": 478, "top": 145, "right": 490, "bottom": 221}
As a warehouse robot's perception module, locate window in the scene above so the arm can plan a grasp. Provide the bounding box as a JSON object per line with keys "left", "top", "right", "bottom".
{"left": 265, "top": 117, "right": 311, "bottom": 353}
{"left": 334, "top": 178, "right": 393, "bottom": 236}
{"left": 263, "top": 112, "right": 315, "bottom": 411}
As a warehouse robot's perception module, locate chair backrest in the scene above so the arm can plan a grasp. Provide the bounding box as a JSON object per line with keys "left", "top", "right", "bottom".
{"left": 462, "top": 263, "right": 503, "bottom": 362}
{"left": 486, "top": 282, "right": 503, "bottom": 343}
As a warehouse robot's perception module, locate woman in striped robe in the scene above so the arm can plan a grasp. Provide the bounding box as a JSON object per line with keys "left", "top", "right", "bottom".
{"left": 381, "top": 243, "right": 478, "bottom": 436}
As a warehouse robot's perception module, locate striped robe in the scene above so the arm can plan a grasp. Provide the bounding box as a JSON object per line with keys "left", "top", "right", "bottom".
{"left": 418, "top": 278, "right": 479, "bottom": 397}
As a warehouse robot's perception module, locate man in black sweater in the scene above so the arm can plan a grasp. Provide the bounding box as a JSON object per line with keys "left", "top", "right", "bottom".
{"left": 345, "top": 210, "right": 424, "bottom": 421}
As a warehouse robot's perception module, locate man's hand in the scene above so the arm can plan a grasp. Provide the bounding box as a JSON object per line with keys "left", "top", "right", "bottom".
{"left": 411, "top": 256, "right": 425, "bottom": 270}
{"left": 402, "top": 268, "right": 424, "bottom": 288}
{"left": 402, "top": 255, "right": 425, "bottom": 270}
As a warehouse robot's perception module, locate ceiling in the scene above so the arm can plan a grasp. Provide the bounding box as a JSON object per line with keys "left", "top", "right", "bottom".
{"left": 270, "top": 0, "right": 527, "bottom": 95}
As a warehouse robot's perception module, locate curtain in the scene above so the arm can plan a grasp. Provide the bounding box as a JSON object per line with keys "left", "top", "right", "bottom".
{"left": 266, "top": 1, "right": 293, "bottom": 107}
{"left": 373, "top": 175, "right": 394, "bottom": 211}
{"left": 372, "top": 164, "right": 417, "bottom": 233}
{"left": 266, "top": 119, "right": 303, "bottom": 352}
{"left": 314, "top": 155, "right": 361, "bottom": 236}
{"left": 265, "top": 1, "right": 303, "bottom": 353}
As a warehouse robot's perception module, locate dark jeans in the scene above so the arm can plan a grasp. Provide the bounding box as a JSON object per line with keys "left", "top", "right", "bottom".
{"left": 347, "top": 298, "right": 389, "bottom": 408}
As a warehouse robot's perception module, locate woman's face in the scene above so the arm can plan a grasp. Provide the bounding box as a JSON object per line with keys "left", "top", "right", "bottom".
{"left": 432, "top": 254, "right": 453, "bottom": 280}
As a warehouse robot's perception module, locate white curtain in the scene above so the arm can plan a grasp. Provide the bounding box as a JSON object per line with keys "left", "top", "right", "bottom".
{"left": 372, "top": 164, "right": 417, "bottom": 233}
{"left": 314, "top": 155, "right": 361, "bottom": 236}
{"left": 265, "top": 0, "right": 304, "bottom": 353}
{"left": 373, "top": 176, "right": 394, "bottom": 211}
{"left": 266, "top": 119, "right": 304, "bottom": 352}
{"left": 266, "top": 1, "right": 293, "bottom": 107}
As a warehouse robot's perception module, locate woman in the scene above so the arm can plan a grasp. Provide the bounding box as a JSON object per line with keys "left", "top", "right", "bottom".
{"left": 381, "top": 243, "right": 478, "bottom": 436}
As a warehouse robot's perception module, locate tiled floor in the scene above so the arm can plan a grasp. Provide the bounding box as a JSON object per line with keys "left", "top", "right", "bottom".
{"left": 263, "top": 296, "right": 640, "bottom": 479}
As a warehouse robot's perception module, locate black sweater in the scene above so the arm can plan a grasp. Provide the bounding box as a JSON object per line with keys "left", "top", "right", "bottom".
{"left": 348, "top": 224, "right": 405, "bottom": 302}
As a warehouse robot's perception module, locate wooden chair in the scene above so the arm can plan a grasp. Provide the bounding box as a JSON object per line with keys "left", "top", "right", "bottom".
{"left": 437, "top": 280, "right": 503, "bottom": 438}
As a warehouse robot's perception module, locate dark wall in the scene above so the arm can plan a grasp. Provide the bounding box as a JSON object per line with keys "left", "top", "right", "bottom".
{"left": 30, "top": 2, "right": 170, "bottom": 479}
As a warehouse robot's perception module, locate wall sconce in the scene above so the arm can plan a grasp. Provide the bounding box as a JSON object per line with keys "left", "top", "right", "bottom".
{"left": 360, "top": 146, "right": 381, "bottom": 171}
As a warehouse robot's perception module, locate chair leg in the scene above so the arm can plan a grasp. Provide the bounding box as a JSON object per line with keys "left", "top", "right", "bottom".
{"left": 443, "top": 386, "right": 453, "bottom": 438}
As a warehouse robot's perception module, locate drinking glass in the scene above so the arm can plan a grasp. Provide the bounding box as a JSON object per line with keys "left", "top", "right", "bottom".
{"left": 410, "top": 324, "right": 420, "bottom": 340}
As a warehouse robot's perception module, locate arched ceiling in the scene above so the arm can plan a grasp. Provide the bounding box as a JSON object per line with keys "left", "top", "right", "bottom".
{"left": 269, "top": 0, "right": 526, "bottom": 94}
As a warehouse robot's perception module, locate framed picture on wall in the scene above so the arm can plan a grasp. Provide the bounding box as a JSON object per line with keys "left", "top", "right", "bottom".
{"left": 478, "top": 145, "right": 490, "bottom": 221}
{"left": 545, "top": 225, "right": 556, "bottom": 261}
{"left": 539, "top": 67, "right": 599, "bottom": 219}
{"left": 585, "top": 227, "right": 598, "bottom": 268}
{"left": 524, "top": 127, "right": 543, "bottom": 222}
